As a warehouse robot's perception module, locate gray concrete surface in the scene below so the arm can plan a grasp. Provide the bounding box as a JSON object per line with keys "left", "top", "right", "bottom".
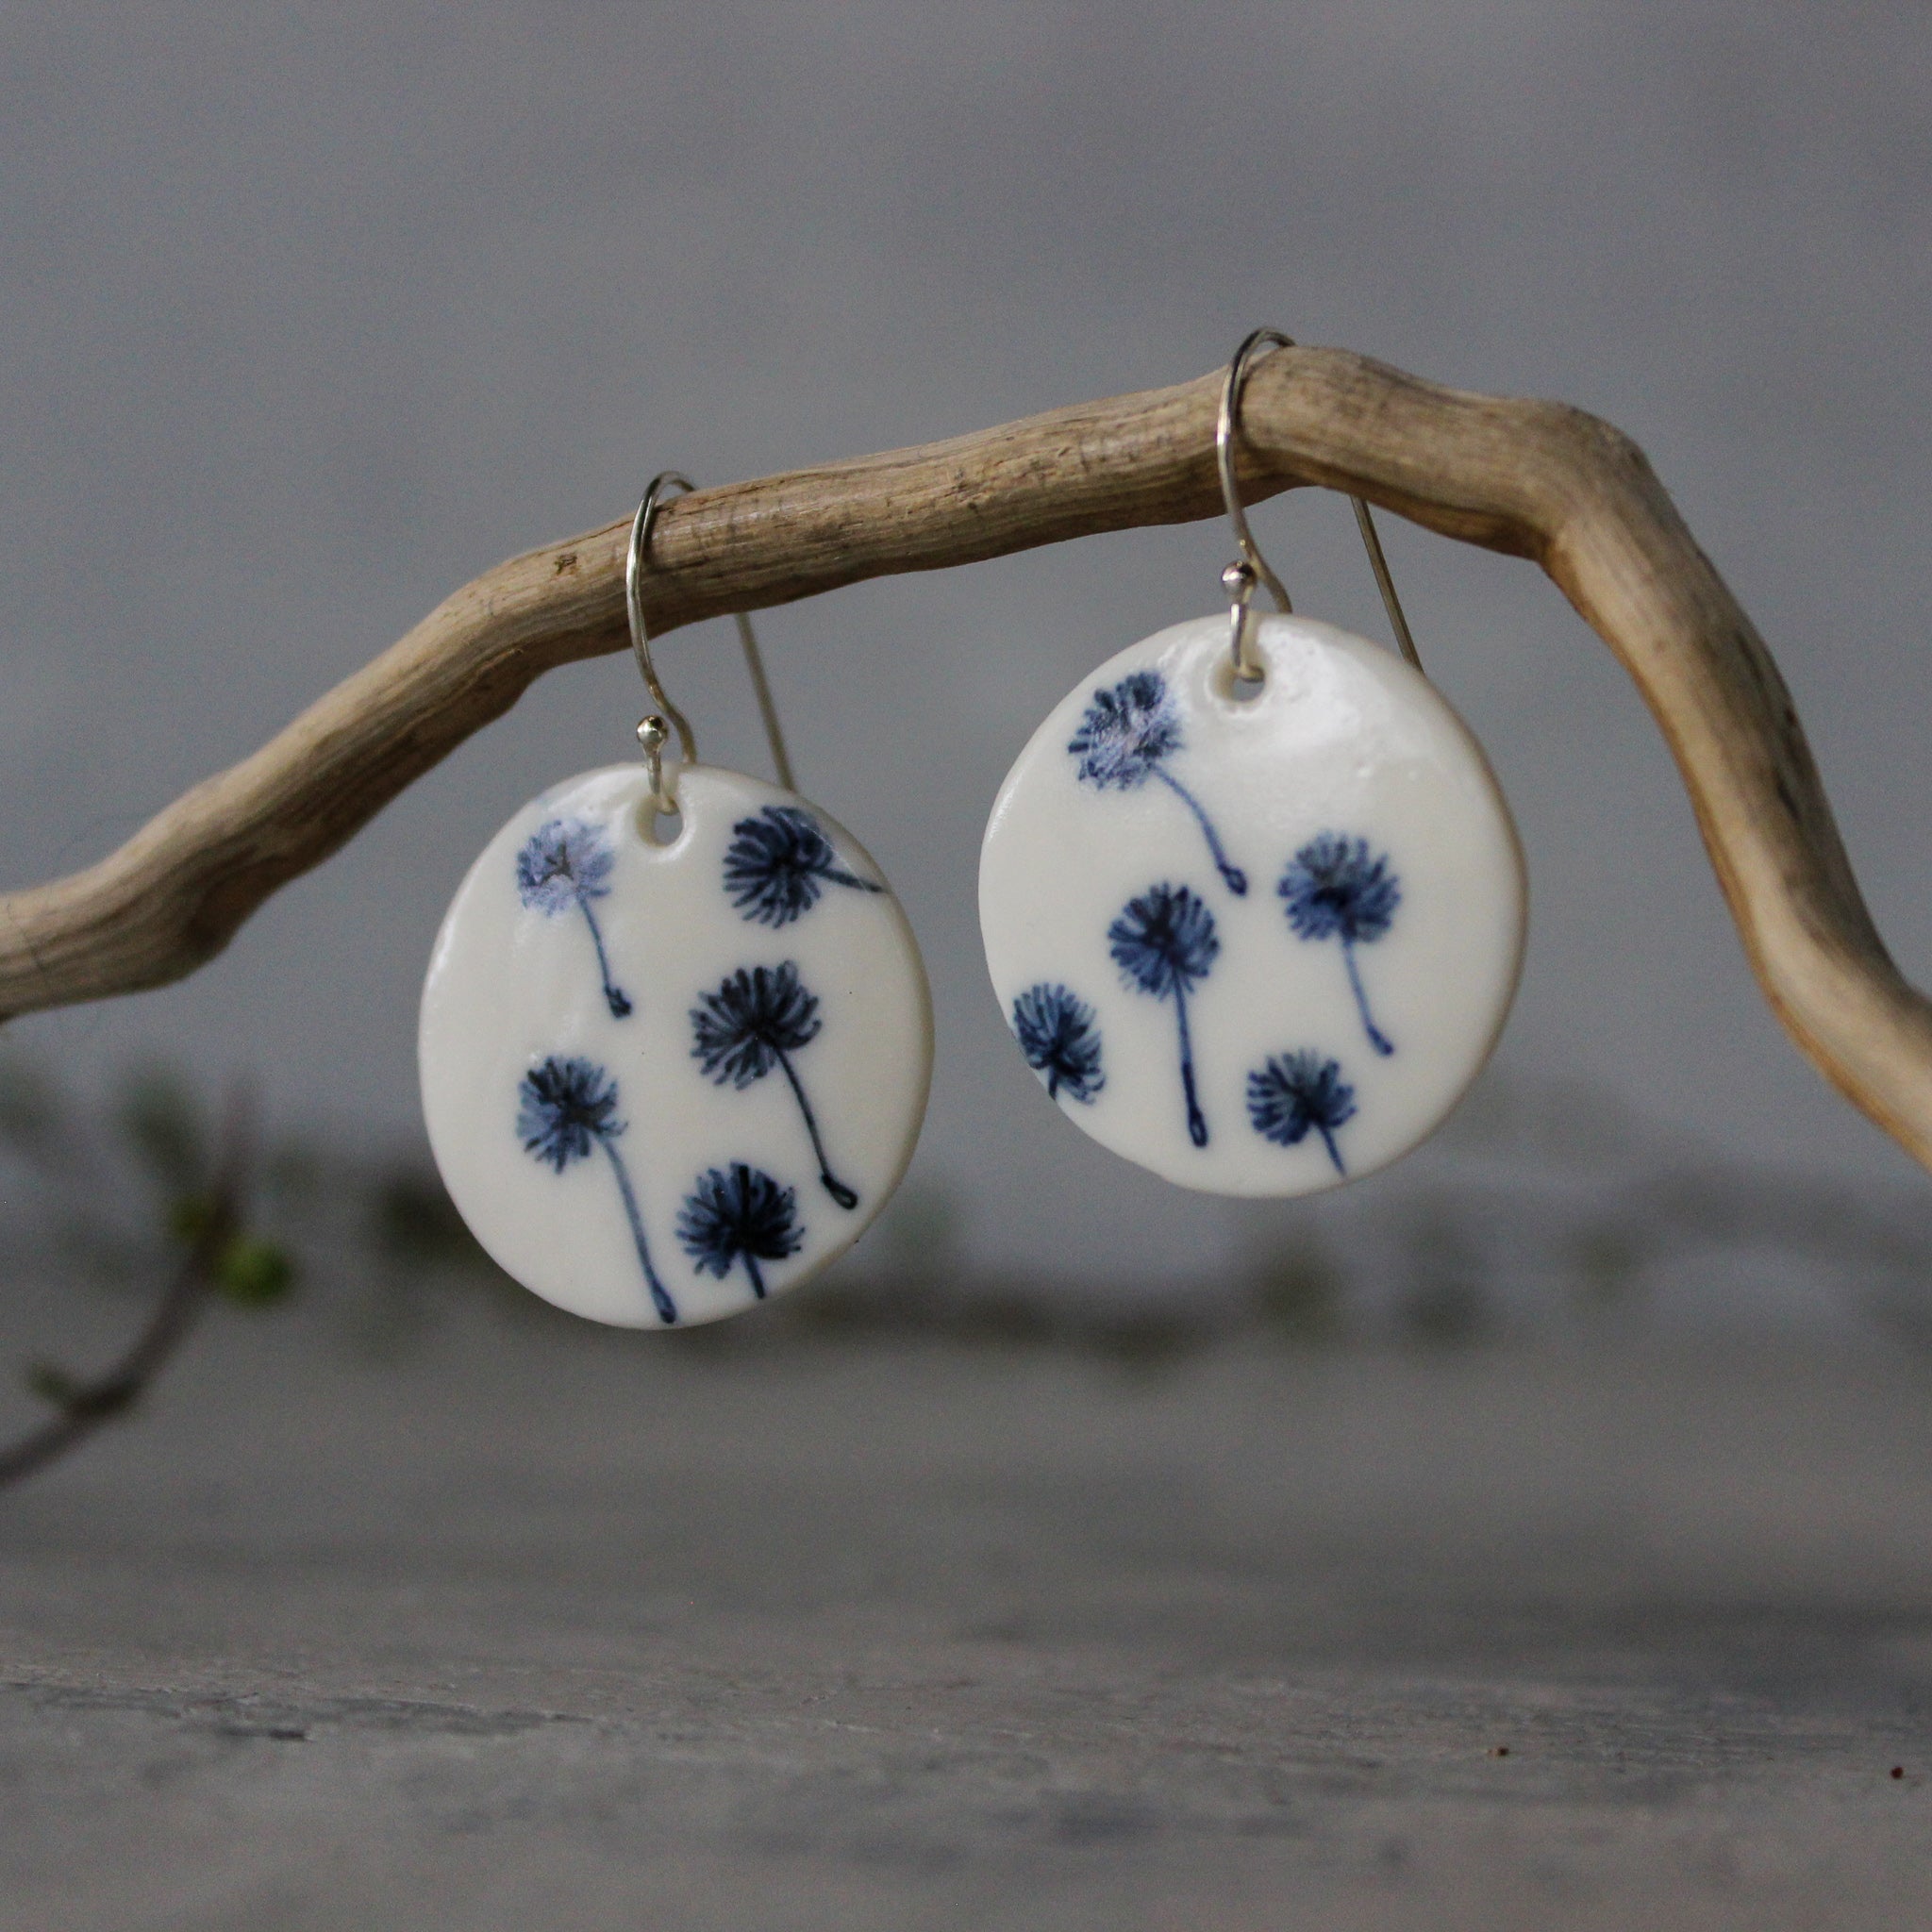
{"left": 4, "top": 1303, "right": 1932, "bottom": 1928}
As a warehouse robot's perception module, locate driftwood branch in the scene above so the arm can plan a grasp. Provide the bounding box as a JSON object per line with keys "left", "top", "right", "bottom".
{"left": 2, "top": 345, "right": 1928, "bottom": 1172}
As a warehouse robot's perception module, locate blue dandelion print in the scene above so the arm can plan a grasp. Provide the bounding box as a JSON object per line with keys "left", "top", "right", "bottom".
{"left": 691, "top": 961, "right": 858, "bottom": 1209}
{"left": 1277, "top": 833, "right": 1401, "bottom": 1056}
{"left": 1069, "top": 671, "right": 1248, "bottom": 895}
{"left": 516, "top": 1055, "right": 676, "bottom": 1324}
{"left": 514, "top": 819, "right": 633, "bottom": 1018}
{"left": 678, "top": 1162, "right": 805, "bottom": 1302}
{"left": 1109, "top": 882, "right": 1220, "bottom": 1148}
{"left": 1247, "top": 1050, "right": 1357, "bottom": 1175}
{"left": 1009, "top": 983, "right": 1105, "bottom": 1105}
{"left": 724, "top": 806, "right": 884, "bottom": 928}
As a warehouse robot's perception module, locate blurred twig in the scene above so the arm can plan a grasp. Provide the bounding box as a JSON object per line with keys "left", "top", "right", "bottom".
{"left": 0, "top": 1088, "right": 254, "bottom": 1491}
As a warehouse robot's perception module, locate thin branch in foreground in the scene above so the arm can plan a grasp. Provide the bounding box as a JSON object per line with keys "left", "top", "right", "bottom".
{"left": 0, "top": 1091, "right": 253, "bottom": 1491}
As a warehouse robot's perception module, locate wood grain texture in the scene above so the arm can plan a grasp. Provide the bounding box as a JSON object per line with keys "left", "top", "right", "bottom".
{"left": 2, "top": 344, "right": 1926, "bottom": 1169}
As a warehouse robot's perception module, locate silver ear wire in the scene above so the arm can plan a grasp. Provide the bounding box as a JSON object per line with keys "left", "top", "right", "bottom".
{"left": 732, "top": 608, "right": 796, "bottom": 794}
{"left": 634, "top": 712, "right": 675, "bottom": 817}
{"left": 1352, "top": 494, "right": 1423, "bottom": 673}
{"left": 627, "top": 472, "right": 797, "bottom": 812}
{"left": 1217, "top": 328, "right": 1296, "bottom": 678}
{"left": 629, "top": 473, "right": 700, "bottom": 801}
{"left": 1217, "top": 329, "right": 1424, "bottom": 678}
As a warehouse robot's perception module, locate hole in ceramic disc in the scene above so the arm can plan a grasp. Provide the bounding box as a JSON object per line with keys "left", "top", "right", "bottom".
{"left": 1210, "top": 651, "right": 1268, "bottom": 705}
{"left": 631, "top": 798, "right": 686, "bottom": 849}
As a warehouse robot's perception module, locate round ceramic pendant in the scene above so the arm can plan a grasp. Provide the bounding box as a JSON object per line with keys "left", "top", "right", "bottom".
{"left": 979, "top": 613, "right": 1525, "bottom": 1196}
{"left": 421, "top": 764, "right": 933, "bottom": 1326}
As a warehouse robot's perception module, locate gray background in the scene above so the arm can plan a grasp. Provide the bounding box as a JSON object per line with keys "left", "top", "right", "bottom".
{"left": 2, "top": 0, "right": 1928, "bottom": 1281}
{"left": 5, "top": 15, "right": 1932, "bottom": 1924}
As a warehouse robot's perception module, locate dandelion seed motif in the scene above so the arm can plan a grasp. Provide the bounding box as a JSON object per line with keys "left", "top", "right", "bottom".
{"left": 723, "top": 806, "right": 885, "bottom": 928}
{"left": 1069, "top": 671, "right": 1247, "bottom": 895}
{"left": 691, "top": 961, "right": 858, "bottom": 1209}
{"left": 1246, "top": 1050, "right": 1357, "bottom": 1175}
{"left": 516, "top": 1055, "right": 676, "bottom": 1324}
{"left": 1108, "top": 882, "right": 1220, "bottom": 1147}
{"left": 677, "top": 1162, "right": 804, "bottom": 1301}
{"left": 1277, "top": 832, "right": 1401, "bottom": 1056}
{"left": 1009, "top": 983, "right": 1105, "bottom": 1105}
{"left": 514, "top": 820, "right": 633, "bottom": 1018}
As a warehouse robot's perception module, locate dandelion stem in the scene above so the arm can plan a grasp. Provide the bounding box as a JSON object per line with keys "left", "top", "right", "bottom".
{"left": 1342, "top": 941, "right": 1393, "bottom": 1056}
{"left": 742, "top": 1254, "right": 768, "bottom": 1300}
{"left": 576, "top": 899, "right": 632, "bottom": 1018}
{"left": 1153, "top": 768, "right": 1247, "bottom": 896}
{"left": 598, "top": 1135, "right": 676, "bottom": 1324}
{"left": 1174, "top": 984, "right": 1208, "bottom": 1148}
{"left": 1318, "top": 1124, "right": 1345, "bottom": 1174}
{"left": 821, "top": 866, "right": 884, "bottom": 894}
{"left": 775, "top": 1049, "right": 859, "bottom": 1209}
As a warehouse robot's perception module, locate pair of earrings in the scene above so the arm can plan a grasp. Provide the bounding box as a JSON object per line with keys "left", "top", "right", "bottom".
{"left": 420, "top": 334, "right": 1526, "bottom": 1330}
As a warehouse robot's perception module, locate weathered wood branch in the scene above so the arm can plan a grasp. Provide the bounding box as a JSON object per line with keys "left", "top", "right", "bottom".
{"left": 2, "top": 345, "right": 1927, "bottom": 1171}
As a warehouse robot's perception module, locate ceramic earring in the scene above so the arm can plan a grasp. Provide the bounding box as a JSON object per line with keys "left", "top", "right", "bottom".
{"left": 421, "top": 473, "right": 933, "bottom": 1326}
{"left": 979, "top": 330, "right": 1526, "bottom": 1196}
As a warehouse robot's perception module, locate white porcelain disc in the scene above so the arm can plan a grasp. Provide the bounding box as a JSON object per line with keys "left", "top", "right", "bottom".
{"left": 979, "top": 614, "right": 1526, "bottom": 1196}
{"left": 421, "top": 764, "right": 933, "bottom": 1326}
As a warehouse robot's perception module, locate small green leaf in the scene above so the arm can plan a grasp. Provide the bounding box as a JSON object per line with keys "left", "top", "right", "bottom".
{"left": 215, "top": 1236, "right": 296, "bottom": 1307}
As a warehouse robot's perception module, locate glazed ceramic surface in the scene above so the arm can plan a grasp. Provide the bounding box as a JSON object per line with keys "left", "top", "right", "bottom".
{"left": 422, "top": 764, "right": 933, "bottom": 1326}
{"left": 979, "top": 614, "right": 1526, "bottom": 1196}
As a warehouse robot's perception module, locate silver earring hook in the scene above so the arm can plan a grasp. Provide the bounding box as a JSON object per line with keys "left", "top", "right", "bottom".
{"left": 629, "top": 473, "right": 699, "bottom": 810}
{"left": 1352, "top": 496, "right": 1423, "bottom": 673}
{"left": 626, "top": 471, "right": 797, "bottom": 812}
{"left": 1216, "top": 328, "right": 1424, "bottom": 678}
{"left": 1217, "top": 327, "right": 1297, "bottom": 650}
